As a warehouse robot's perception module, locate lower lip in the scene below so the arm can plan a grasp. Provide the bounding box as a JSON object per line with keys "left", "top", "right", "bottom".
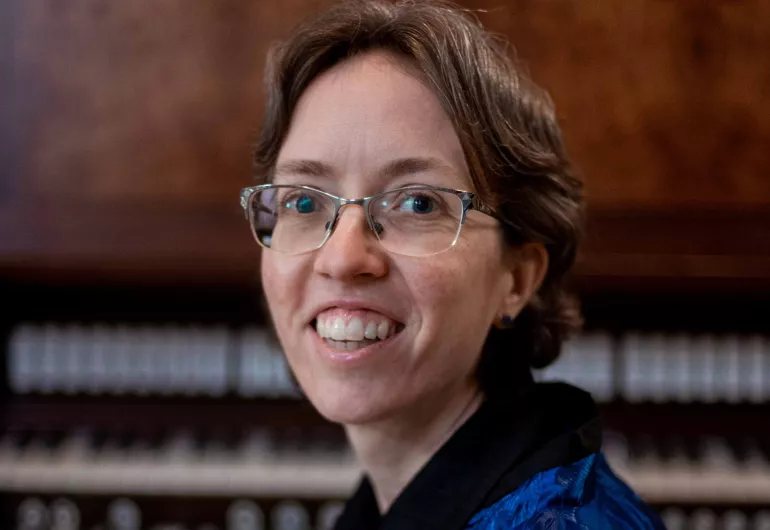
{"left": 309, "top": 326, "right": 402, "bottom": 364}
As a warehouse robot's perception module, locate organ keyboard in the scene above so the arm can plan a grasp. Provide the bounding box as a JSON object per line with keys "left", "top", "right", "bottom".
{"left": 2, "top": 427, "right": 770, "bottom": 503}
{"left": 3, "top": 322, "right": 770, "bottom": 528}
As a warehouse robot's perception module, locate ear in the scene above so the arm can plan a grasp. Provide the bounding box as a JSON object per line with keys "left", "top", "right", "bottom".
{"left": 495, "top": 242, "right": 549, "bottom": 327}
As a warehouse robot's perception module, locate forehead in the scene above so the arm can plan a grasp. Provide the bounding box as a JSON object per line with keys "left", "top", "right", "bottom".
{"left": 275, "top": 51, "right": 470, "bottom": 189}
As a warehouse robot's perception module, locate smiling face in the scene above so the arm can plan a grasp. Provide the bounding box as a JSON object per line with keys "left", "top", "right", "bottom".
{"left": 260, "top": 51, "right": 517, "bottom": 425}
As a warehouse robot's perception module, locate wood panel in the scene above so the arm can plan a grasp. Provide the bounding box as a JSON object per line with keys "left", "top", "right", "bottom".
{"left": 468, "top": 0, "right": 770, "bottom": 208}
{"left": 12, "top": 0, "right": 290, "bottom": 205}
{"left": 1, "top": 0, "right": 769, "bottom": 289}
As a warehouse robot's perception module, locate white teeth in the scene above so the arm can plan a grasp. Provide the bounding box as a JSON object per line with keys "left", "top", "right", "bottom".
{"left": 377, "top": 321, "right": 390, "bottom": 340}
{"left": 315, "top": 315, "right": 400, "bottom": 342}
{"left": 346, "top": 318, "right": 365, "bottom": 341}
{"left": 364, "top": 321, "right": 378, "bottom": 340}
{"left": 331, "top": 318, "right": 347, "bottom": 341}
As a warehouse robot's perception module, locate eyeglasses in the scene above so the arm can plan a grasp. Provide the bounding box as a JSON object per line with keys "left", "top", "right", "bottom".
{"left": 239, "top": 184, "right": 500, "bottom": 257}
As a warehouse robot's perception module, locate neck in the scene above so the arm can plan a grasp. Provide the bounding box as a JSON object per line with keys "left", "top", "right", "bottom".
{"left": 344, "top": 382, "right": 484, "bottom": 513}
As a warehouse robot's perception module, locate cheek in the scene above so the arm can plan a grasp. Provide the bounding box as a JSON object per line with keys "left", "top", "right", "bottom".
{"left": 260, "top": 255, "right": 305, "bottom": 335}
{"left": 405, "top": 244, "right": 504, "bottom": 334}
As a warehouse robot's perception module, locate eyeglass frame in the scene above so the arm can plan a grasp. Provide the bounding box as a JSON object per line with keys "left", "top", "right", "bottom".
{"left": 239, "top": 183, "right": 502, "bottom": 256}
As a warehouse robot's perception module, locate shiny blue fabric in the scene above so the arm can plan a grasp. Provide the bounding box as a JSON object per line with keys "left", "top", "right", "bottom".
{"left": 466, "top": 453, "right": 665, "bottom": 529}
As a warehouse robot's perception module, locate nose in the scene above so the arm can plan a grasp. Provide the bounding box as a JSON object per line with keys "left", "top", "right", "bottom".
{"left": 313, "top": 205, "right": 388, "bottom": 281}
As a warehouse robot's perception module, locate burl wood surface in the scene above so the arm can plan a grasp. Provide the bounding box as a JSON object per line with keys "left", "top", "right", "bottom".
{"left": 1, "top": 0, "right": 768, "bottom": 287}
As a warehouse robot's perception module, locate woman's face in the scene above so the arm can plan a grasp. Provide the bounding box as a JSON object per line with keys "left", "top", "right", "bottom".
{"left": 261, "top": 51, "right": 516, "bottom": 425}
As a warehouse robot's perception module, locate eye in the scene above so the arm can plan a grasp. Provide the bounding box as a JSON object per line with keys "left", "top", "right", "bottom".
{"left": 284, "top": 193, "right": 316, "bottom": 213}
{"left": 399, "top": 193, "right": 435, "bottom": 214}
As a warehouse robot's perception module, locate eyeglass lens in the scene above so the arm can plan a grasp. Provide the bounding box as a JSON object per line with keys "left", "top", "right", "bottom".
{"left": 248, "top": 187, "right": 465, "bottom": 257}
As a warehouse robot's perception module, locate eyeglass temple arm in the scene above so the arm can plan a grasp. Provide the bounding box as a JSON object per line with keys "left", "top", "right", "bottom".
{"left": 465, "top": 193, "right": 501, "bottom": 220}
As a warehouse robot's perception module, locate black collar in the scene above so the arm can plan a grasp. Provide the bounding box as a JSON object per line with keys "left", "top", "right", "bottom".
{"left": 333, "top": 382, "right": 601, "bottom": 530}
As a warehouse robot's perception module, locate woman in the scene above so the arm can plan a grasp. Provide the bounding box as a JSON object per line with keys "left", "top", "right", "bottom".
{"left": 240, "top": 1, "right": 664, "bottom": 528}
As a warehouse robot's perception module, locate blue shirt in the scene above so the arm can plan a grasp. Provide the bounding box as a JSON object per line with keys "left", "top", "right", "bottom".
{"left": 467, "top": 453, "right": 664, "bottom": 529}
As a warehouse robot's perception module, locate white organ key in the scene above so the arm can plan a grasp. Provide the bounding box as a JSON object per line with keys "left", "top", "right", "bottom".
{"left": 162, "top": 430, "right": 198, "bottom": 463}
{"left": 40, "top": 323, "right": 59, "bottom": 394}
{"left": 16, "top": 497, "right": 49, "bottom": 530}
{"left": 562, "top": 337, "right": 587, "bottom": 388}
{"left": 203, "top": 327, "right": 228, "bottom": 397}
{"left": 274, "top": 354, "right": 296, "bottom": 398}
{"left": 716, "top": 334, "right": 742, "bottom": 403}
{"left": 239, "top": 328, "right": 274, "bottom": 397}
{"left": 669, "top": 333, "right": 691, "bottom": 403}
{"left": 575, "top": 334, "right": 603, "bottom": 396}
{"left": 754, "top": 510, "right": 770, "bottom": 530}
{"left": 272, "top": 500, "right": 311, "bottom": 530}
{"left": 50, "top": 498, "right": 81, "bottom": 530}
{"left": 261, "top": 334, "right": 281, "bottom": 397}
{"left": 55, "top": 325, "right": 75, "bottom": 394}
{"left": 699, "top": 437, "right": 736, "bottom": 470}
{"left": 8, "top": 324, "right": 35, "bottom": 394}
{"left": 190, "top": 327, "right": 206, "bottom": 395}
{"left": 595, "top": 332, "right": 615, "bottom": 402}
{"left": 237, "top": 428, "right": 275, "bottom": 467}
{"left": 602, "top": 431, "right": 630, "bottom": 469}
{"left": 690, "top": 334, "right": 717, "bottom": 403}
{"left": 761, "top": 335, "right": 770, "bottom": 403}
{"left": 537, "top": 335, "right": 572, "bottom": 386}
{"left": 556, "top": 337, "right": 578, "bottom": 389}
{"left": 659, "top": 508, "right": 686, "bottom": 530}
{"left": 58, "top": 429, "right": 94, "bottom": 463}
{"left": 183, "top": 327, "right": 200, "bottom": 396}
{"left": 227, "top": 500, "right": 265, "bottom": 530}
{"left": 722, "top": 509, "right": 748, "bottom": 530}
{"left": 107, "top": 498, "right": 141, "bottom": 530}
{"left": 111, "top": 326, "right": 131, "bottom": 395}
{"left": 690, "top": 509, "right": 718, "bottom": 530}
{"left": 130, "top": 326, "right": 150, "bottom": 395}
{"left": 169, "top": 327, "right": 188, "bottom": 395}
{"left": 316, "top": 501, "right": 345, "bottom": 530}
{"left": 146, "top": 326, "right": 169, "bottom": 395}
{"left": 121, "top": 325, "right": 138, "bottom": 395}
{"left": 57, "top": 326, "right": 79, "bottom": 394}
{"left": 89, "top": 326, "right": 110, "bottom": 395}
{"left": 237, "top": 329, "right": 257, "bottom": 397}
{"left": 62, "top": 325, "right": 85, "bottom": 394}
{"left": 620, "top": 333, "right": 644, "bottom": 402}
{"left": 745, "top": 335, "right": 765, "bottom": 403}
{"left": 0, "top": 431, "right": 20, "bottom": 463}
{"left": 648, "top": 333, "right": 667, "bottom": 403}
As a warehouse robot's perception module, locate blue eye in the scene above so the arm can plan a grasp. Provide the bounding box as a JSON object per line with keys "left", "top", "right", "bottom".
{"left": 286, "top": 194, "right": 315, "bottom": 213}
{"left": 402, "top": 194, "right": 434, "bottom": 214}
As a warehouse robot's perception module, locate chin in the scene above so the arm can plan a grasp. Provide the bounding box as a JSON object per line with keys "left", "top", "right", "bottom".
{"left": 302, "top": 379, "right": 404, "bottom": 426}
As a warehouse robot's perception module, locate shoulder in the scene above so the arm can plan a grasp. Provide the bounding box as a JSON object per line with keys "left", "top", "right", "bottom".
{"left": 466, "top": 453, "right": 666, "bottom": 530}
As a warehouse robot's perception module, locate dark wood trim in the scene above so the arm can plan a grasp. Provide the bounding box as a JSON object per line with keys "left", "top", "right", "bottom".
{"left": 1, "top": 200, "right": 768, "bottom": 291}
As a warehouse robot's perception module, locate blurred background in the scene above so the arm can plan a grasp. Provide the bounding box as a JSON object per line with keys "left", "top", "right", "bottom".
{"left": 1, "top": 1, "right": 769, "bottom": 529}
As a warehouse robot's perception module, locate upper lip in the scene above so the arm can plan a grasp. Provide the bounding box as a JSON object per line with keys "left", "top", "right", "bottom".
{"left": 307, "top": 298, "right": 404, "bottom": 325}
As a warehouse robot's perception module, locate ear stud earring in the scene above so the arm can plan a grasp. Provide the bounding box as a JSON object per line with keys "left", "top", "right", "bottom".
{"left": 500, "top": 315, "right": 515, "bottom": 328}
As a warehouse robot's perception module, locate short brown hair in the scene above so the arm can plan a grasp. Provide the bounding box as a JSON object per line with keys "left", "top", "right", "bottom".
{"left": 254, "top": 0, "right": 584, "bottom": 380}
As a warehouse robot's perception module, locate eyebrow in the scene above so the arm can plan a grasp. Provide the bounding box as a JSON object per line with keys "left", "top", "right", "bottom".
{"left": 274, "top": 156, "right": 454, "bottom": 182}
{"left": 274, "top": 159, "right": 335, "bottom": 179}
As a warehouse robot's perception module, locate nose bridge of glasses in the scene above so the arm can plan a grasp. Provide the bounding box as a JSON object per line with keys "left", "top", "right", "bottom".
{"left": 329, "top": 198, "right": 380, "bottom": 237}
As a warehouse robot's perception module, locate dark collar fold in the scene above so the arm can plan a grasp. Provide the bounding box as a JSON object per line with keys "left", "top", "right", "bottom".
{"left": 334, "top": 382, "right": 601, "bottom": 530}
